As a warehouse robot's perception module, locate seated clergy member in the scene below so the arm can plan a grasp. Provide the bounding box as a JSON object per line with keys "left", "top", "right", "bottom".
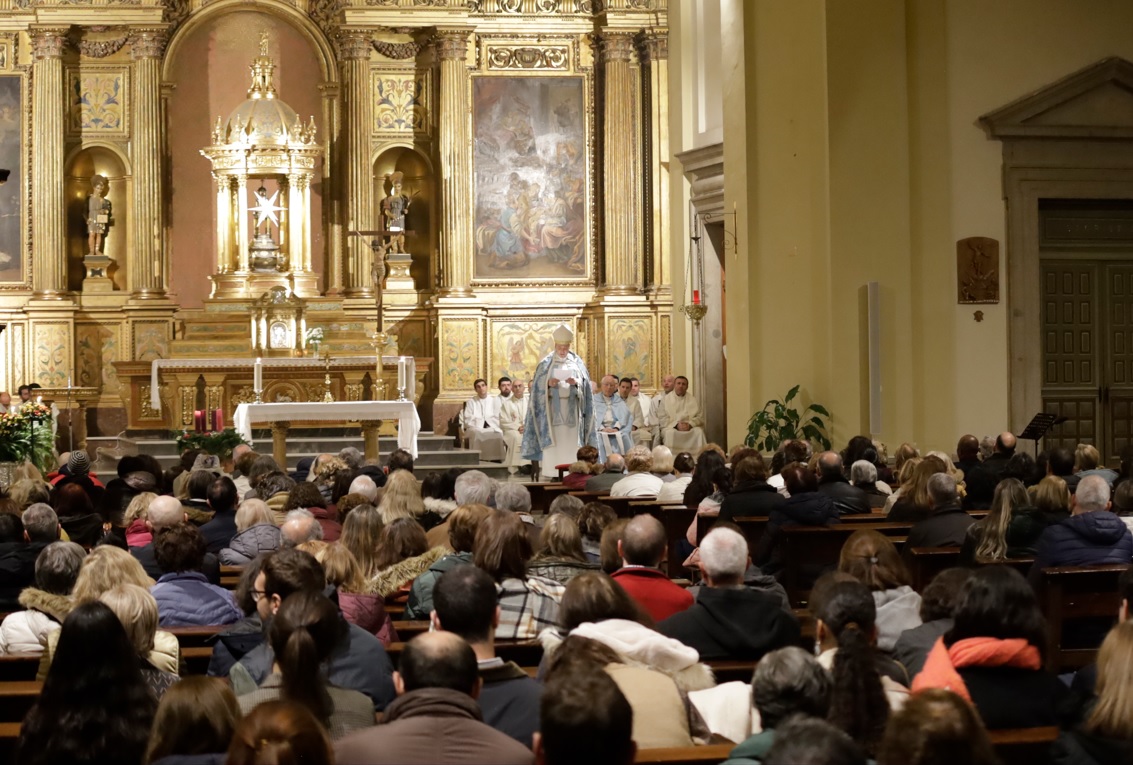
{"left": 627, "top": 378, "right": 655, "bottom": 447}
{"left": 460, "top": 378, "right": 506, "bottom": 462}
{"left": 610, "top": 445, "right": 663, "bottom": 498}
{"left": 229, "top": 549, "right": 397, "bottom": 711}
{"left": 659, "top": 376, "right": 706, "bottom": 453}
{"left": 535, "top": 667, "right": 636, "bottom": 765}
{"left": 594, "top": 375, "right": 633, "bottom": 462}
{"left": 334, "top": 632, "right": 535, "bottom": 765}
{"left": 610, "top": 514, "right": 692, "bottom": 622}
{"left": 1030, "top": 474, "right": 1133, "bottom": 585}
{"left": 905, "top": 473, "right": 975, "bottom": 549}
{"left": 500, "top": 379, "right": 532, "bottom": 476}
{"left": 432, "top": 564, "right": 542, "bottom": 747}
{"left": 657, "top": 527, "right": 800, "bottom": 660}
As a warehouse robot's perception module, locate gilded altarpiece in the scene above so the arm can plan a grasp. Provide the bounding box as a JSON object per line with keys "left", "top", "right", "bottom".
{"left": 0, "top": 65, "right": 28, "bottom": 289}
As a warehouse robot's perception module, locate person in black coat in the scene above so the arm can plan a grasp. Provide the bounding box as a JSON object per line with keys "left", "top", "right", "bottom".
{"left": 0, "top": 503, "right": 60, "bottom": 611}
{"left": 718, "top": 453, "right": 785, "bottom": 523}
{"left": 815, "top": 452, "right": 871, "bottom": 515}
{"left": 849, "top": 459, "right": 889, "bottom": 509}
{"left": 964, "top": 432, "right": 1017, "bottom": 509}
{"left": 658, "top": 527, "right": 800, "bottom": 660}
{"left": 198, "top": 476, "right": 239, "bottom": 554}
{"left": 754, "top": 463, "right": 838, "bottom": 573}
{"left": 905, "top": 474, "right": 975, "bottom": 549}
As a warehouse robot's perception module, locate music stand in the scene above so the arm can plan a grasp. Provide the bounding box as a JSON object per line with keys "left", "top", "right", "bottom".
{"left": 1018, "top": 412, "right": 1063, "bottom": 456}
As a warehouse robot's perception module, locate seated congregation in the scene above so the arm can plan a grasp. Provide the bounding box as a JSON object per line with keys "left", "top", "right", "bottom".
{"left": 0, "top": 431, "right": 1130, "bottom": 765}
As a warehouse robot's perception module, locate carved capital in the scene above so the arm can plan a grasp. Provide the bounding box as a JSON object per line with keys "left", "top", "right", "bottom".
{"left": 337, "top": 30, "right": 374, "bottom": 61}
{"left": 434, "top": 29, "right": 470, "bottom": 62}
{"left": 30, "top": 27, "right": 69, "bottom": 60}
{"left": 130, "top": 28, "right": 168, "bottom": 60}
{"left": 638, "top": 30, "right": 668, "bottom": 62}
{"left": 597, "top": 31, "right": 635, "bottom": 63}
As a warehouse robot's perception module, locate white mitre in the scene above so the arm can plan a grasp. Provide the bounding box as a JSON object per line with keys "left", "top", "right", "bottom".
{"left": 552, "top": 324, "right": 574, "bottom": 344}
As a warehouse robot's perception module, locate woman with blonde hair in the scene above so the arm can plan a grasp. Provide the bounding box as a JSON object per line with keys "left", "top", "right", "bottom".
{"left": 144, "top": 676, "right": 240, "bottom": 764}
{"left": 310, "top": 455, "right": 349, "bottom": 504}
{"left": 1031, "top": 474, "right": 1072, "bottom": 519}
{"left": 99, "top": 584, "right": 180, "bottom": 698}
{"left": 960, "top": 478, "right": 1051, "bottom": 564}
{"left": 926, "top": 451, "right": 967, "bottom": 497}
{"left": 882, "top": 456, "right": 922, "bottom": 514}
{"left": 318, "top": 542, "right": 397, "bottom": 646}
{"left": 528, "top": 512, "right": 598, "bottom": 584}
{"left": 838, "top": 530, "right": 921, "bottom": 652}
{"left": 377, "top": 469, "right": 425, "bottom": 524}
{"left": 123, "top": 492, "right": 158, "bottom": 548}
{"left": 887, "top": 456, "right": 946, "bottom": 522}
{"left": 1054, "top": 620, "right": 1133, "bottom": 765}
{"left": 220, "top": 498, "right": 281, "bottom": 566}
{"left": 340, "top": 503, "right": 383, "bottom": 579}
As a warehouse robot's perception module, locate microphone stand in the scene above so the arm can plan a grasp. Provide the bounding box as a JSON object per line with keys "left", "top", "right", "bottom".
{"left": 65, "top": 375, "right": 73, "bottom": 454}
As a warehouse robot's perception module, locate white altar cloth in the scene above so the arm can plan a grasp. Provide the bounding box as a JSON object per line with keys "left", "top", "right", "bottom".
{"left": 233, "top": 400, "right": 420, "bottom": 458}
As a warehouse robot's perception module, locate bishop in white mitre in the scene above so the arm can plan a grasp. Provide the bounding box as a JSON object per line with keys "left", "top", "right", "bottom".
{"left": 500, "top": 379, "right": 531, "bottom": 474}
{"left": 459, "top": 378, "right": 506, "bottom": 462}
{"left": 660, "top": 375, "right": 707, "bottom": 452}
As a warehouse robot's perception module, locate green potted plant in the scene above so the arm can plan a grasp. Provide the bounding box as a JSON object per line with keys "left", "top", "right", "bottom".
{"left": 0, "top": 401, "right": 56, "bottom": 483}
{"left": 745, "top": 385, "right": 832, "bottom": 453}
{"left": 173, "top": 428, "right": 250, "bottom": 459}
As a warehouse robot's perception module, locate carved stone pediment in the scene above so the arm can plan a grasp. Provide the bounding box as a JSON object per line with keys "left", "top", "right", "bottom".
{"left": 980, "top": 57, "right": 1133, "bottom": 140}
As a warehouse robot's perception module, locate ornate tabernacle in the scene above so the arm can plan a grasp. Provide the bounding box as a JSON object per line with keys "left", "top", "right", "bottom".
{"left": 251, "top": 287, "right": 308, "bottom": 357}
{"left": 200, "top": 32, "right": 322, "bottom": 300}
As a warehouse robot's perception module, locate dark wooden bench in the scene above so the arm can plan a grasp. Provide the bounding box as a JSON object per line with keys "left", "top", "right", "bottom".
{"left": 386, "top": 639, "right": 543, "bottom": 668}
{"left": 907, "top": 546, "right": 962, "bottom": 591}
{"left": 780, "top": 523, "right": 911, "bottom": 606}
{"left": 528, "top": 483, "right": 574, "bottom": 513}
{"left": 634, "top": 743, "right": 733, "bottom": 764}
{"left": 0, "top": 654, "right": 41, "bottom": 683}
{"left": 167, "top": 625, "right": 225, "bottom": 649}
{"left": 391, "top": 621, "right": 430, "bottom": 640}
{"left": 1038, "top": 563, "right": 1129, "bottom": 671}
{"left": 989, "top": 726, "right": 1058, "bottom": 765}
{"left": 220, "top": 565, "right": 243, "bottom": 589}
{"left": 0, "top": 680, "right": 40, "bottom": 723}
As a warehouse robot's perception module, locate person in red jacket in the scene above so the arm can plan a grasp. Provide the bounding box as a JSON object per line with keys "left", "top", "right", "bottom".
{"left": 610, "top": 514, "right": 692, "bottom": 622}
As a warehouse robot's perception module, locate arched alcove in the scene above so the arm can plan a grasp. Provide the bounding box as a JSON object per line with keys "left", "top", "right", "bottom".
{"left": 65, "top": 144, "right": 130, "bottom": 292}
{"left": 166, "top": 10, "right": 326, "bottom": 308}
{"left": 374, "top": 146, "right": 434, "bottom": 291}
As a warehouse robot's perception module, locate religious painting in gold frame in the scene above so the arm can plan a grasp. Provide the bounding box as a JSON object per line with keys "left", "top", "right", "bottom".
{"left": 471, "top": 72, "right": 592, "bottom": 284}
{"left": 0, "top": 72, "right": 27, "bottom": 288}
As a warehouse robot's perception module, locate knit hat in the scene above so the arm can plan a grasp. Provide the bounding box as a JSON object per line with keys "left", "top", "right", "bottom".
{"left": 67, "top": 451, "right": 90, "bottom": 476}
{"left": 192, "top": 454, "right": 223, "bottom": 475}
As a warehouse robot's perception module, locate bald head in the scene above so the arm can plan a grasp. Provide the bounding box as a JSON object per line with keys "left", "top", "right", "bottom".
{"left": 957, "top": 435, "right": 979, "bottom": 460}
{"left": 397, "top": 632, "right": 480, "bottom": 697}
{"left": 661, "top": 375, "right": 676, "bottom": 393}
{"left": 996, "top": 432, "right": 1017, "bottom": 455}
{"left": 620, "top": 514, "right": 665, "bottom": 567}
{"left": 148, "top": 495, "right": 187, "bottom": 531}
{"left": 280, "top": 509, "right": 322, "bottom": 548}
{"left": 817, "top": 451, "right": 843, "bottom": 481}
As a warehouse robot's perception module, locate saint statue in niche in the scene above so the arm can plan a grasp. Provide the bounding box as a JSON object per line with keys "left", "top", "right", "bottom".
{"left": 87, "top": 175, "right": 111, "bottom": 256}
{"left": 381, "top": 171, "right": 412, "bottom": 255}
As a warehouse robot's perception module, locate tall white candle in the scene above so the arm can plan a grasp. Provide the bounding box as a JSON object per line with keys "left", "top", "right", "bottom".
{"left": 397, "top": 356, "right": 407, "bottom": 391}
{"left": 254, "top": 357, "right": 263, "bottom": 392}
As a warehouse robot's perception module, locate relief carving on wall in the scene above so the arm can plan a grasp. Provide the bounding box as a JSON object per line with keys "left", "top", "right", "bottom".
{"left": 490, "top": 321, "right": 557, "bottom": 382}
{"left": 372, "top": 40, "right": 422, "bottom": 60}
{"left": 33, "top": 322, "right": 69, "bottom": 387}
{"left": 373, "top": 74, "right": 428, "bottom": 133}
{"left": 486, "top": 46, "right": 569, "bottom": 70}
{"left": 442, "top": 319, "right": 480, "bottom": 392}
{"left": 956, "top": 236, "right": 1000, "bottom": 304}
{"left": 67, "top": 68, "right": 127, "bottom": 135}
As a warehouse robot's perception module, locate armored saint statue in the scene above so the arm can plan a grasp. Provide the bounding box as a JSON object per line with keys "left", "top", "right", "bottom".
{"left": 381, "top": 171, "right": 411, "bottom": 255}
{"left": 87, "top": 175, "right": 111, "bottom": 256}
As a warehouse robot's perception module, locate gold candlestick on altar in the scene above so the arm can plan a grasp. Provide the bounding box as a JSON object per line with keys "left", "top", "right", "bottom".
{"left": 322, "top": 351, "right": 334, "bottom": 403}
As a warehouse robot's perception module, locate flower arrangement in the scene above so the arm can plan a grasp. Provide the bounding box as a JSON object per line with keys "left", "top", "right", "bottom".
{"left": 306, "top": 326, "right": 324, "bottom": 356}
{"left": 0, "top": 402, "right": 55, "bottom": 473}
{"left": 173, "top": 427, "right": 250, "bottom": 459}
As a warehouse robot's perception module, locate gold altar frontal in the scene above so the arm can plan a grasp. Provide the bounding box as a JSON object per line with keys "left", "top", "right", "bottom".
{"left": 114, "top": 357, "right": 431, "bottom": 437}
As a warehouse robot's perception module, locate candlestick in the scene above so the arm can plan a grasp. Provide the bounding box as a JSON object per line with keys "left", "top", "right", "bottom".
{"left": 254, "top": 357, "right": 263, "bottom": 402}
{"left": 693, "top": 290, "right": 700, "bottom": 305}
{"left": 397, "top": 356, "right": 407, "bottom": 392}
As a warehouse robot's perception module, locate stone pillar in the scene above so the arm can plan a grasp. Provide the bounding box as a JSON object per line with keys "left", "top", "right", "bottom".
{"left": 339, "top": 30, "right": 374, "bottom": 296}
{"left": 30, "top": 27, "right": 68, "bottom": 297}
{"left": 640, "top": 30, "right": 669, "bottom": 290}
{"left": 130, "top": 28, "right": 168, "bottom": 298}
{"left": 598, "top": 30, "right": 640, "bottom": 294}
{"left": 436, "top": 29, "right": 472, "bottom": 294}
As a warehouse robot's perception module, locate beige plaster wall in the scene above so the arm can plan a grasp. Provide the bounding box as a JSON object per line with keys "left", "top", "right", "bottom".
{"left": 673, "top": 0, "right": 1133, "bottom": 453}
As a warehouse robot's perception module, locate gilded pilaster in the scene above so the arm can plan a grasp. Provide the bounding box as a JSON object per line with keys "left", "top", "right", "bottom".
{"left": 130, "top": 28, "right": 168, "bottom": 298}
{"left": 30, "top": 27, "right": 68, "bottom": 298}
{"left": 339, "top": 30, "right": 374, "bottom": 297}
{"left": 214, "top": 174, "right": 232, "bottom": 273}
{"left": 235, "top": 174, "right": 250, "bottom": 272}
{"left": 640, "top": 30, "right": 669, "bottom": 291}
{"left": 436, "top": 29, "right": 472, "bottom": 294}
{"left": 598, "top": 30, "right": 641, "bottom": 294}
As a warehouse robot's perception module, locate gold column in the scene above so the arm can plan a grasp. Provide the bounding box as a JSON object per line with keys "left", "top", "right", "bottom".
{"left": 640, "top": 30, "right": 669, "bottom": 290}
{"left": 30, "top": 27, "right": 68, "bottom": 297}
{"left": 319, "top": 82, "right": 343, "bottom": 295}
{"left": 436, "top": 29, "right": 472, "bottom": 294}
{"left": 129, "top": 28, "right": 168, "bottom": 298}
{"left": 339, "top": 30, "right": 374, "bottom": 296}
{"left": 213, "top": 175, "right": 232, "bottom": 272}
{"left": 235, "top": 174, "right": 250, "bottom": 272}
{"left": 598, "top": 30, "right": 640, "bottom": 294}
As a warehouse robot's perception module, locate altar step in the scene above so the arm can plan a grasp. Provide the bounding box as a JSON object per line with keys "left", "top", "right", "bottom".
{"left": 85, "top": 433, "right": 515, "bottom": 480}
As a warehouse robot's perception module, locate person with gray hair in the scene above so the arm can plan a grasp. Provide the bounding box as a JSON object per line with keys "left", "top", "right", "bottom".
{"left": 584, "top": 452, "right": 626, "bottom": 494}
{"left": 650, "top": 445, "right": 675, "bottom": 481}
{"left": 904, "top": 472, "right": 975, "bottom": 549}
{"left": 657, "top": 527, "right": 800, "bottom": 660}
{"left": 339, "top": 446, "right": 366, "bottom": 471}
{"left": 548, "top": 493, "right": 583, "bottom": 520}
{"left": 0, "top": 504, "right": 61, "bottom": 611}
{"left": 495, "top": 482, "right": 541, "bottom": 550}
{"left": 610, "top": 445, "right": 663, "bottom": 497}
{"left": 850, "top": 460, "right": 889, "bottom": 509}
{"left": 454, "top": 470, "right": 496, "bottom": 506}
{"left": 280, "top": 508, "right": 324, "bottom": 549}
{"left": 0, "top": 541, "right": 85, "bottom": 654}
{"left": 349, "top": 474, "right": 379, "bottom": 503}
{"left": 1030, "top": 473, "right": 1133, "bottom": 578}
{"left": 128, "top": 495, "right": 223, "bottom": 584}
{"left": 720, "top": 646, "right": 832, "bottom": 764}
{"left": 816, "top": 451, "right": 871, "bottom": 515}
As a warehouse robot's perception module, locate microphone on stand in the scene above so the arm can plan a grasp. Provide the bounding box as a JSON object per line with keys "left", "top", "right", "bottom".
{"left": 66, "top": 374, "right": 73, "bottom": 454}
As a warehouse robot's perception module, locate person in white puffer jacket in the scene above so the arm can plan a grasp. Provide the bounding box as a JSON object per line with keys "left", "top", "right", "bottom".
{"left": 0, "top": 541, "right": 84, "bottom": 655}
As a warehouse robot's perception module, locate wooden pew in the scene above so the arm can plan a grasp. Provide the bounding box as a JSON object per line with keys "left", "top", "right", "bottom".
{"left": 907, "top": 546, "right": 962, "bottom": 591}
{"left": 780, "top": 523, "right": 911, "bottom": 606}
{"left": 220, "top": 565, "right": 243, "bottom": 589}
{"left": 385, "top": 639, "right": 543, "bottom": 668}
{"left": 634, "top": 744, "right": 733, "bottom": 764}
{"left": 0, "top": 680, "right": 40, "bottom": 723}
{"left": 528, "top": 483, "right": 574, "bottom": 514}
{"left": 1038, "top": 563, "right": 1129, "bottom": 672}
{"left": 391, "top": 621, "right": 430, "bottom": 640}
{"left": 167, "top": 625, "right": 225, "bottom": 649}
{"left": 988, "top": 726, "right": 1058, "bottom": 765}
{"left": 0, "top": 655, "right": 41, "bottom": 683}
{"left": 181, "top": 646, "right": 214, "bottom": 675}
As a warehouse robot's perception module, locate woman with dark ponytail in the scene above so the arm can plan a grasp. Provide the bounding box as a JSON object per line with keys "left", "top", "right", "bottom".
{"left": 237, "top": 590, "right": 375, "bottom": 739}
{"left": 812, "top": 576, "right": 909, "bottom": 755}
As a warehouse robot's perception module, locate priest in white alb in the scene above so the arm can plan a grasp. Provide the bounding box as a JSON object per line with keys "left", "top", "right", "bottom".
{"left": 521, "top": 324, "right": 597, "bottom": 479}
{"left": 499, "top": 379, "right": 531, "bottom": 475}
{"left": 621, "top": 377, "right": 653, "bottom": 447}
{"left": 459, "top": 378, "right": 506, "bottom": 462}
{"left": 660, "top": 375, "right": 707, "bottom": 452}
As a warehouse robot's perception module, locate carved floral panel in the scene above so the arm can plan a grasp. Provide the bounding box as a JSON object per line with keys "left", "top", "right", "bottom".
{"left": 67, "top": 68, "right": 128, "bottom": 135}
{"left": 373, "top": 74, "right": 428, "bottom": 134}
{"left": 490, "top": 321, "right": 558, "bottom": 382}
{"left": 442, "top": 319, "right": 480, "bottom": 392}
{"left": 32, "top": 322, "right": 70, "bottom": 387}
